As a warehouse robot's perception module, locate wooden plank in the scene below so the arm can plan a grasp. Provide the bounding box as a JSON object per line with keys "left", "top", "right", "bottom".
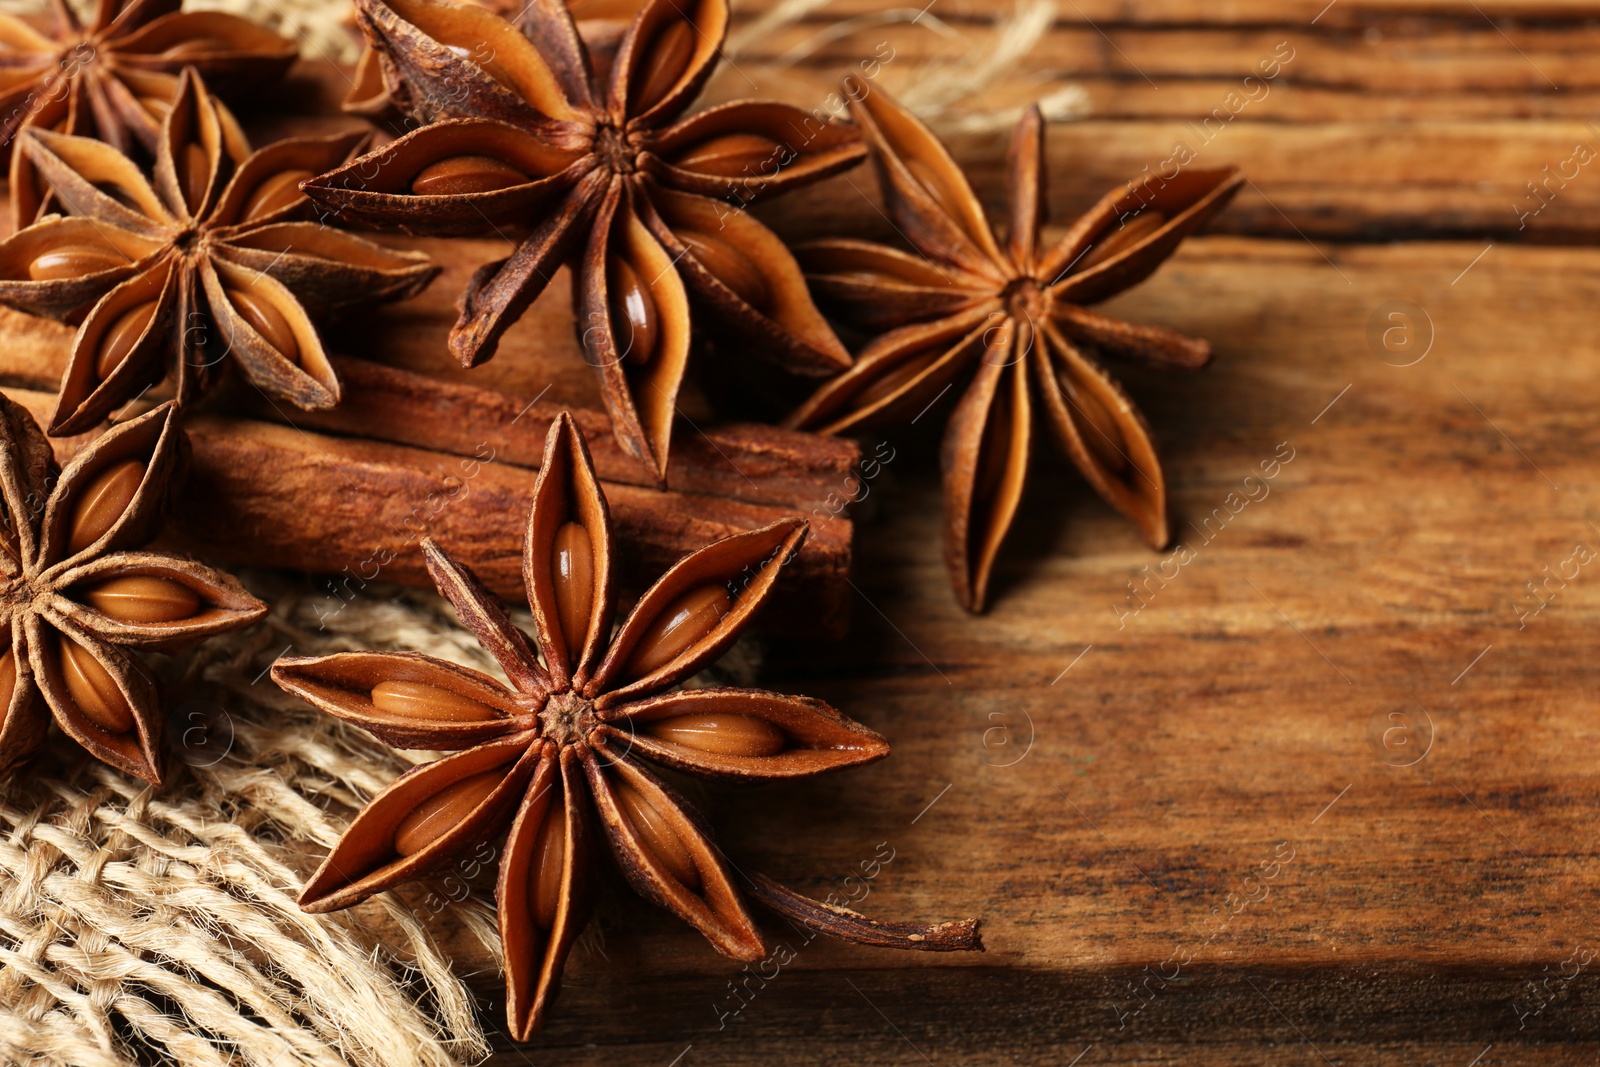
{"left": 482, "top": 967, "right": 1598, "bottom": 1063}
{"left": 761, "top": 119, "right": 1600, "bottom": 242}
{"left": 729, "top": 0, "right": 1600, "bottom": 25}
{"left": 1057, "top": 81, "right": 1600, "bottom": 122}
{"left": 231, "top": 58, "right": 1600, "bottom": 243}
{"left": 713, "top": 66, "right": 1600, "bottom": 123}
{"left": 2, "top": 12, "right": 1595, "bottom": 1061}
{"left": 291, "top": 234, "right": 1599, "bottom": 1059}
{"left": 700, "top": 11, "right": 1600, "bottom": 240}
{"left": 726, "top": 22, "right": 1600, "bottom": 95}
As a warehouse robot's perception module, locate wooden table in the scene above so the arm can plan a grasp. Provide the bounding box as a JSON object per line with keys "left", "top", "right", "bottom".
{"left": 462, "top": 2, "right": 1600, "bottom": 1063}
{"left": 11, "top": 0, "right": 1597, "bottom": 1061}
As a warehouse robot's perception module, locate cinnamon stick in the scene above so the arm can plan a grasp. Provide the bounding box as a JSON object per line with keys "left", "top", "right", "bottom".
{"left": 0, "top": 306, "right": 862, "bottom": 512}
{"left": 249, "top": 356, "right": 860, "bottom": 509}
{"left": 4, "top": 388, "right": 852, "bottom": 639}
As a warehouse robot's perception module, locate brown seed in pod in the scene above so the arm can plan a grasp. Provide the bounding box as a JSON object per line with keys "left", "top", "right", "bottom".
{"left": 411, "top": 156, "right": 531, "bottom": 196}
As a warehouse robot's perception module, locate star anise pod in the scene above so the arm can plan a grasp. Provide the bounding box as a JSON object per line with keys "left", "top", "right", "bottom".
{"left": 343, "top": 0, "right": 519, "bottom": 117}
{"left": 0, "top": 397, "right": 267, "bottom": 786}
{"left": 0, "top": 67, "right": 439, "bottom": 437}
{"left": 272, "top": 412, "right": 982, "bottom": 1039}
{"left": 0, "top": 0, "right": 298, "bottom": 226}
{"left": 788, "top": 89, "right": 1243, "bottom": 612}
{"left": 303, "top": 0, "right": 864, "bottom": 485}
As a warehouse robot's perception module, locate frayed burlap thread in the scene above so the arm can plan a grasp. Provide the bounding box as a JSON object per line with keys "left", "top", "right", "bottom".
{"left": 0, "top": 578, "right": 503, "bottom": 1067}
{"left": 176, "top": 0, "right": 1087, "bottom": 132}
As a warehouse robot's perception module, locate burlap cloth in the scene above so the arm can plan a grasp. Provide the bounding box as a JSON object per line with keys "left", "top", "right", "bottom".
{"left": 0, "top": 578, "right": 504, "bottom": 1067}
{"left": 0, "top": 1, "right": 1072, "bottom": 1063}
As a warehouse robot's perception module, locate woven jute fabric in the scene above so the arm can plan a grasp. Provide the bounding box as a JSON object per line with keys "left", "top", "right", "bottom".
{"left": 0, "top": 578, "right": 503, "bottom": 1067}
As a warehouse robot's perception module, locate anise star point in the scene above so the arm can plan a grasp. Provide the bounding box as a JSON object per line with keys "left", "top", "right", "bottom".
{"left": 272, "top": 411, "right": 980, "bottom": 1040}
{"left": 789, "top": 89, "right": 1243, "bottom": 612}
{"left": 304, "top": 0, "right": 866, "bottom": 485}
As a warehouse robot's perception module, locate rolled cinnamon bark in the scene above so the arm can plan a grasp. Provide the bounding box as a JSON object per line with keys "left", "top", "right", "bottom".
{"left": 0, "top": 306, "right": 861, "bottom": 511}
{"left": 4, "top": 388, "right": 853, "bottom": 638}
{"left": 254, "top": 356, "right": 861, "bottom": 510}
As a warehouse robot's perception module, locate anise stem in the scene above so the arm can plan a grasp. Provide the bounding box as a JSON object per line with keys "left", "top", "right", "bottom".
{"left": 745, "top": 872, "right": 984, "bottom": 952}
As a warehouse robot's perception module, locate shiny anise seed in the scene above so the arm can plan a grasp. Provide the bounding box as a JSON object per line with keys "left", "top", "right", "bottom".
{"left": 161, "top": 38, "right": 228, "bottom": 59}
{"left": 1077, "top": 211, "right": 1166, "bottom": 272}
{"left": 674, "top": 133, "right": 782, "bottom": 178}
{"left": 59, "top": 635, "right": 134, "bottom": 733}
{"left": 831, "top": 267, "right": 904, "bottom": 288}
{"left": 242, "top": 169, "right": 313, "bottom": 220}
{"left": 68, "top": 459, "right": 146, "bottom": 554}
{"left": 679, "top": 230, "right": 769, "bottom": 311}
{"left": 614, "top": 779, "right": 699, "bottom": 889}
{"left": 624, "top": 582, "right": 731, "bottom": 679}
{"left": 95, "top": 300, "right": 158, "bottom": 380}
{"left": 393, "top": 769, "right": 503, "bottom": 855}
{"left": 856, "top": 349, "right": 941, "bottom": 409}
{"left": 27, "top": 242, "right": 128, "bottom": 281}
{"left": 445, "top": 44, "right": 517, "bottom": 90}
{"left": 227, "top": 287, "right": 299, "bottom": 363}
{"left": 644, "top": 713, "right": 785, "bottom": 757}
{"left": 139, "top": 96, "right": 173, "bottom": 121}
{"left": 370, "top": 680, "right": 498, "bottom": 722}
{"left": 1054, "top": 368, "right": 1127, "bottom": 474}
{"left": 410, "top": 156, "right": 530, "bottom": 197}
{"left": 551, "top": 522, "right": 594, "bottom": 653}
{"left": 529, "top": 804, "right": 566, "bottom": 930}
{"left": 632, "top": 18, "right": 695, "bottom": 113}
{"left": 0, "top": 648, "right": 14, "bottom": 711}
{"left": 607, "top": 258, "right": 658, "bottom": 366}
{"left": 84, "top": 575, "right": 201, "bottom": 623}
{"left": 180, "top": 143, "right": 210, "bottom": 214}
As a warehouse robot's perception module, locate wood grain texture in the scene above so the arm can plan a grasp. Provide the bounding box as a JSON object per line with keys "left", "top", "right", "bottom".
{"left": 0, "top": 1, "right": 1592, "bottom": 1060}
{"left": 226, "top": 8, "right": 1600, "bottom": 241}
{"left": 700, "top": 1, "right": 1600, "bottom": 242}
{"left": 228, "top": 6, "right": 1600, "bottom": 242}
{"left": 456, "top": 235, "right": 1600, "bottom": 1062}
